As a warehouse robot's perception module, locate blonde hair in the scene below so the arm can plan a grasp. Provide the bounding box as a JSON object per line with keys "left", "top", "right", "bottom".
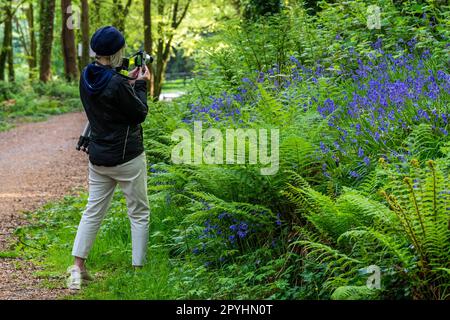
{"left": 96, "top": 46, "right": 125, "bottom": 68}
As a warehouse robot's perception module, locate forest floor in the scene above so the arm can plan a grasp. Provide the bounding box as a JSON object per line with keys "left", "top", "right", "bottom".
{"left": 0, "top": 112, "right": 88, "bottom": 300}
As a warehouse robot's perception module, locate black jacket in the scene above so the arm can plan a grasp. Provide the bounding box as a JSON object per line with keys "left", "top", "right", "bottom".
{"left": 80, "top": 62, "right": 148, "bottom": 167}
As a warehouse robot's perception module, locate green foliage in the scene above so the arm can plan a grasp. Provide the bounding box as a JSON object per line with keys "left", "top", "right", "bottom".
{"left": 9, "top": 0, "right": 450, "bottom": 301}
{"left": 194, "top": 0, "right": 449, "bottom": 93}
{"left": 331, "top": 285, "right": 379, "bottom": 300}
{"left": 0, "top": 251, "right": 19, "bottom": 259}
{"left": 0, "top": 81, "right": 19, "bottom": 100}
{"left": 283, "top": 172, "right": 395, "bottom": 240}
{"left": 241, "top": 0, "right": 282, "bottom": 21}
{"left": 406, "top": 124, "right": 445, "bottom": 161}
{"left": 381, "top": 160, "right": 450, "bottom": 299}
{"left": 286, "top": 160, "right": 450, "bottom": 299}
{"left": 0, "top": 81, "right": 81, "bottom": 131}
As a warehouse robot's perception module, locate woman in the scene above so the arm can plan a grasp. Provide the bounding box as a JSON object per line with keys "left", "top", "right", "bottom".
{"left": 68, "top": 26, "right": 151, "bottom": 289}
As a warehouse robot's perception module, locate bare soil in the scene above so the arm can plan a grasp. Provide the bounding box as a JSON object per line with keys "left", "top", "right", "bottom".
{"left": 0, "top": 112, "right": 89, "bottom": 300}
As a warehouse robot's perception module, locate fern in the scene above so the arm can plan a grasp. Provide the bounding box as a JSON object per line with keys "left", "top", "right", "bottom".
{"left": 337, "top": 228, "right": 412, "bottom": 268}
{"left": 283, "top": 172, "right": 395, "bottom": 241}
{"left": 279, "top": 135, "right": 322, "bottom": 184}
{"left": 291, "top": 239, "right": 363, "bottom": 293}
{"left": 284, "top": 161, "right": 450, "bottom": 299}
{"left": 331, "top": 286, "right": 379, "bottom": 300}
{"left": 381, "top": 160, "right": 450, "bottom": 299}
{"left": 187, "top": 191, "right": 276, "bottom": 226}
{"left": 406, "top": 124, "right": 444, "bottom": 160}
{"left": 257, "top": 84, "right": 290, "bottom": 126}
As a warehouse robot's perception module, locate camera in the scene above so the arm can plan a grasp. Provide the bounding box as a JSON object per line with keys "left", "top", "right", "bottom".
{"left": 120, "top": 50, "right": 154, "bottom": 74}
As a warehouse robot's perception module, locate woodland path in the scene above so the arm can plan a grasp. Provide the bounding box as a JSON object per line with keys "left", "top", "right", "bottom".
{"left": 0, "top": 112, "right": 88, "bottom": 300}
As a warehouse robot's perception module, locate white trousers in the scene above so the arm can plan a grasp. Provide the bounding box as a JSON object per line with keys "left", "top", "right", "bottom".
{"left": 72, "top": 152, "right": 150, "bottom": 266}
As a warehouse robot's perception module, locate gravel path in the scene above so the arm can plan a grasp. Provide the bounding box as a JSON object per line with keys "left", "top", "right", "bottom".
{"left": 0, "top": 112, "right": 89, "bottom": 300}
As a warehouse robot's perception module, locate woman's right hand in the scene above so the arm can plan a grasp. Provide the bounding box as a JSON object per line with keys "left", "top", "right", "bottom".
{"left": 136, "top": 66, "right": 151, "bottom": 82}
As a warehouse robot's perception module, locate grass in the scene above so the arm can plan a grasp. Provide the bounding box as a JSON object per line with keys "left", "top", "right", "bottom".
{"left": 15, "top": 187, "right": 291, "bottom": 300}
{"left": 72, "top": 250, "right": 176, "bottom": 300}
{"left": 0, "top": 81, "right": 82, "bottom": 132}
{"left": 15, "top": 189, "right": 184, "bottom": 300}
{"left": 0, "top": 78, "right": 194, "bottom": 299}
{"left": 161, "top": 79, "right": 192, "bottom": 94}
{"left": 0, "top": 251, "right": 19, "bottom": 259}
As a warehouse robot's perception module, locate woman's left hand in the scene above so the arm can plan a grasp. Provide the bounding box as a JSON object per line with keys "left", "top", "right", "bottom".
{"left": 128, "top": 67, "right": 140, "bottom": 78}
{"left": 136, "top": 66, "right": 151, "bottom": 82}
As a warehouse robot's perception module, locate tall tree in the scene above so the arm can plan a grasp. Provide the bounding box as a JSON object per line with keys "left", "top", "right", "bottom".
{"left": 143, "top": 0, "right": 154, "bottom": 95}
{"left": 14, "top": 1, "right": 38, "bottom": 79}
{"left": 39, "top": 0, "right": 56, "bottom": 82}
{"left": 26, "top": 2, "right": 37, "bottom": 79}
{"left": 61, "top": 0, "right": 79, "bottom": 81}
{"left": 0, "top": 0, "right": 14, "bottom": 82}
{"left": 80, "top": 0, "right": 90, "bottom": 68}
{"left": 150, "top": 0, "right": 191, "bottom": 101}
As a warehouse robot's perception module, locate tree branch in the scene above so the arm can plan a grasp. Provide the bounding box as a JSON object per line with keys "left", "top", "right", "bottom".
{"left": 123, "top": 0, "right": 133, "bottom": 17}
{"left": 171, "top": 0, "right": 179, "bottom": 29}
{"left": 14, "top": 16, "right": 30, "bottom": 56}
{"left": 174, "top": 0, "right": 191, "bottom": 29}
{"left": 162, "top": 35, "right": 173, "bottom": 61}
{"left": 0, "top": 0, "right": 27, "bottom": 25}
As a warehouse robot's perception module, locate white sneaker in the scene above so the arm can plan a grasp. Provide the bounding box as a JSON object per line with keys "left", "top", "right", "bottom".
{"left": 67, "top": 265, "right": 82, "bottom": 290}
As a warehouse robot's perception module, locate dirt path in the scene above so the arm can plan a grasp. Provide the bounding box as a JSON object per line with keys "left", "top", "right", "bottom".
{"left": 0, "top": 112, "right": 89, "bottom": 300}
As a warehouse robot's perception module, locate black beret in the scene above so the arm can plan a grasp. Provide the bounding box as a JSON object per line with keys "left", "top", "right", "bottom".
{"left": 90, "top": 26, "right": 125, "bottom": 56}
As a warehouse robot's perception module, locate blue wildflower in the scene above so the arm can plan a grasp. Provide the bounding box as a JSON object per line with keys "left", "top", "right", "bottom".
{"left": 350, "top": 171, "right": 360, "bottom": 179}
{"left": 358, "top": 147, "right": 364, "bottom": 158}
{"left": 237, "top": 231, "right": 247, "bottom": 239}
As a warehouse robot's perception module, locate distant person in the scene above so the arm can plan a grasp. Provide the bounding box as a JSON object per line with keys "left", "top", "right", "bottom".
{"left": 67, "top": 26, "right": 151, "bottom": 290}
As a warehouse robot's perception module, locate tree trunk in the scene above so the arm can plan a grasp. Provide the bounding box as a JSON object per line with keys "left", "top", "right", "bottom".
{"left": 153, "top": 46, "right": 163, "bottom": 100}
{"left": 39, "top": 0, "right": 56, "bottom": 82}
{"left": 61, "top": 0, "right": 79, "bottom": 81}
{"left": 152, "top": 0, "right": 165, "bottom": 101}
{"left": 26, "top": 3, "right": 37, "bottom": 79}
{"left": 144, "top": 0, "right": 154, "bottom": 96}
{"left": 144, "top": 0, "right": 152, "bottom": 54}
{"left": 81, "top": 0, "right": 90, "bottom": 68}
{"left": 15, "top": 15, "right": 30, "bottom": 76}
{"left": 0, "top": 26, "right": 7, "bottom": 81}
{"left": 153, "top": 36, "right": 175, "bottom": 100}
{"left": 7, "top": 23, "right": 14, "bottom": 82}
{"left": 0, "top": 0, "right": 14, "bottom": 82}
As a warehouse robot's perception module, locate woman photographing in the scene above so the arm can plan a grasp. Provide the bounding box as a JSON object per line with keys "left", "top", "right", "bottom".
{"left": 68, "top": 26, "right": 151, "bottom": 289}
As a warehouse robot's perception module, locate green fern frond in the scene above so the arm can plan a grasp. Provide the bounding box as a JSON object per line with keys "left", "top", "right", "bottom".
{"left": 280, "top": 136, "right": 322, "bottom": 183}
{"left": 283, "top": 172, "right": 395, "bottom": 241}
{"left": 381, "top": 160, "right": 450, "bottom": 299}
{"left": 186, "top": 191, "right": 275, "bottom": 226}
{"left": 292, "top": 240, "right": 362, "bottom": 273}
{"left": 337, "top": 228, "right": 412, "bottom": 267}
{"left": 331, "top": 286, "right": 379, "bottom": 300}
{"left": 336, "top": 188, "right": 396, "bottom": 227}
{"left": 406, "top": 124, "right": 444, "bottom": 160}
